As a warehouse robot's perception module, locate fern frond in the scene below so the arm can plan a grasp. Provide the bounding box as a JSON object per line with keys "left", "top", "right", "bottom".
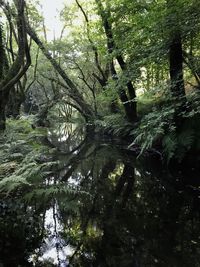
{"left": 162, "top": 134, "right": 177, "bottom": 162}
{"left": 0, "top": 175, "right": 31, "bottom": 194}
{"left": 178, "top": 129, "right": 194, "bottom": 149}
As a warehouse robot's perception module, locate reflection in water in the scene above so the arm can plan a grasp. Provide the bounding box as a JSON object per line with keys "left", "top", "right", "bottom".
{"left": 30, "top": 205, "right": 73, "bottom": 266}
{"left": 48, "top": 123, "right": 86, "bottom": 153}
{"left": 0, "top": 124, "right": 200, "bottom": 266}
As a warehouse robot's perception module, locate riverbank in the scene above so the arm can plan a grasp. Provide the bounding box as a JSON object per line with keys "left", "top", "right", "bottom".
{"left": 0, "top": 117, "right": 57, "bottom": 196}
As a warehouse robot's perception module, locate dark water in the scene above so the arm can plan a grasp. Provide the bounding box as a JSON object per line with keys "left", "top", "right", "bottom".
{"left": 1, "top": 123, "right": 200, "bottom": 267}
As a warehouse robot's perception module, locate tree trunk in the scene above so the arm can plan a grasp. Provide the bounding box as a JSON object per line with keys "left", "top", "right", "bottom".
{"left": 7, "top": 90, "right": 24, "bottom": 118}
{"left": 0, "top": 106, "right": 6, "bottom": 130}
{"left": 0, "top": 91, "right": 8, "bottom": 130}
{"left": 95, "top": 0, "right": 137, "bottom": 122}
{"left": 167, "top": 0, "right": 187, "bottom": 128}
{"left": 116, "top": 55, "right": 137, "bottom": 120}
{"left": 169, "top": 32, "right": 187, "bottom": 129}
{"left": 0, "top": 0, "right": 31, "bottom": 129}
{"left": 169, "top": 33, "right": 185, "bottom": 98}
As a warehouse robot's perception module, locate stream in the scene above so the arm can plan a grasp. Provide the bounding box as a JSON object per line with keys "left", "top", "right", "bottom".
{"left": 0, "top": 123, "right": 200, "bottom": 267}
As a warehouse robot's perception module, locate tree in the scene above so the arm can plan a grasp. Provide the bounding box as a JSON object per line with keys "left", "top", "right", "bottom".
{"left": 95, "top": 0, "right": 137, "bottom": 122}
{"left": 26, "top": 24, "right": 95, "bottom": 122}
{"left": 0, "top": 0, "right": 31, "bottom": 130}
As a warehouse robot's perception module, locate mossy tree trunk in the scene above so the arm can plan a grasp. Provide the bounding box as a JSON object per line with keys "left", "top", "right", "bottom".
{"left": 0, "top": 0, "right": 31, "bottom": 129}
{"left": 7, "top": 81, "right": 26, "bottom": 119}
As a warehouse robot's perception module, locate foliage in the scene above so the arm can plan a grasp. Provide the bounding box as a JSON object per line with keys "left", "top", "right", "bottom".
{"left": 1, "top": 0, "right": 200, "bottom": 160}
{"left": 131, "top": 91, "right": 200, "bottom": 162}
{"left": 130, "top": 104, "right": 174, "bottom": 156}
{"left": 0, "top": 118, "right": 49, "bottom": 193}
{"left": 94, "top": 113, "right": 133, "bottom": 137}
{"left": 0, "top": 117, "right": 90, "bottom": 224}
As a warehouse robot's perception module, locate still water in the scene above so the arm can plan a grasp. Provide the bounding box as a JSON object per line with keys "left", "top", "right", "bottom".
{"left": 0, "top": 123, "right": 200, "bottom": 267}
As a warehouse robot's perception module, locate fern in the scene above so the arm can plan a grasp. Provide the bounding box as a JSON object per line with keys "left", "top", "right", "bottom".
{"left": 0, "top": 175, "right": 31, "bottom": 195}
{"left": 177, "top": 130, "right": 194, "bottom": 150}
{"left": 162, "top": 129, "right": 195, "bottom": 162}
{"left": 162, "top": 134, "right": 177, "bottom": 163}
{"left": 129, "top": 107, "right": 172, "bottom": 156}
{"left": 24, "top": 184, "right": 89, "bottom": 203}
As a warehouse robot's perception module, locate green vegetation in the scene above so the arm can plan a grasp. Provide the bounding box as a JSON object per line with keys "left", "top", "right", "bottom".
{"left": 0, "top": 0, "right": 200, "bottom": 161}
{"left": 0, "top": 118, "right": 50, "bottom": 193}
{"left": 1, "top": 1, "right": 200, "bottom": 265}
{"left": 0, "top": 118, "right": 88, "bottom": 204}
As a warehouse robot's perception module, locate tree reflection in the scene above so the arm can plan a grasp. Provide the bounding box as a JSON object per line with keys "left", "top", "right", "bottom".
{"left": 0, "top": 128, "right": 200, "bottom": 266}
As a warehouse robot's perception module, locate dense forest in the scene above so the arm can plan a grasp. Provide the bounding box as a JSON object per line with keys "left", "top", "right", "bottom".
{"left": 0, "top": 0, "right": 200, "bottom": 160}
{"left": 0, "top": 0, "right": 200, "bottom": 266}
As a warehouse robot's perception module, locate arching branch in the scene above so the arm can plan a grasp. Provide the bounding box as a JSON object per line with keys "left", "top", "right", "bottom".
{"left": 26, "top": 23, "right": 95, "bottom": 120}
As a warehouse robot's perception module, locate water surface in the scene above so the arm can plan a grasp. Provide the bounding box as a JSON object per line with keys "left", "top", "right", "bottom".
{"left": 0, "top": 123, "right": 200, "bottom": 267}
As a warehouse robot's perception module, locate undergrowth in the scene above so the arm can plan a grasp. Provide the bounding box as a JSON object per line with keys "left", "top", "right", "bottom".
{"left": 95, "top": 91, "right": 200, "bottom": 163}
{"left": 0, "top": 117, "right": 88, "bottom": 211}
{"left": 94, "top": 114, "right": 134, "bottom": 138}
{"left": 130, "top": 92, "right": 200, "bottom": 162}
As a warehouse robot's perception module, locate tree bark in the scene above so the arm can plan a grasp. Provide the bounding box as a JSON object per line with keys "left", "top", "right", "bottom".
{"left": 0, "top": 0, "right": 31, "bottom": 129}
{"left": 116, "top": 54, "right": 137, "bottom": 119}
{"left": 6, "top": 84, "right": 25, "bottom": 118}
{"left": 0, "top": 0, "right": 31, "bottom": 93}
{"left": 168, "top": 11, "right": 187, "bottom": 128}
{"left": 169, "top": 33, "right": 185, "bottom": 98}
{"left": 0, "top": 91, "right": 9, "bottom": 130}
